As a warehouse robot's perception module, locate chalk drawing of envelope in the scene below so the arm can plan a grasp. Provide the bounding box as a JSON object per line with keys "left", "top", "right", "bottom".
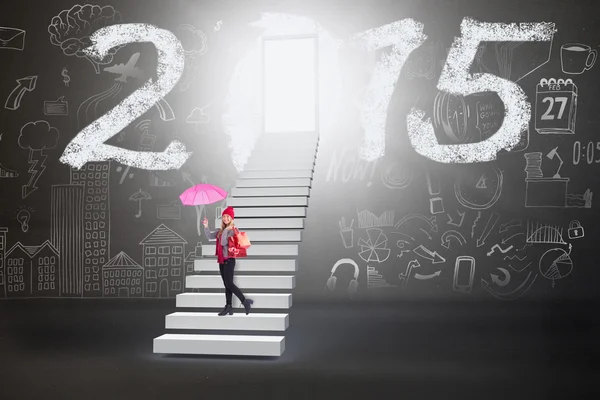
{"left": 0, "top": 27, "right": 26, "bottom": 51}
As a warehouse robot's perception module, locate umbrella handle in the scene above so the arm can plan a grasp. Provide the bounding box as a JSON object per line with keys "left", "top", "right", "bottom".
{"left": 135, "top": 199, "right": 143, "bottom": 218}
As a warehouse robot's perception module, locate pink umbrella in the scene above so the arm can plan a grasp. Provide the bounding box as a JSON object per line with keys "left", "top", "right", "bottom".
{"left": 179, "top": 183, "right": 228, "bottom": 206}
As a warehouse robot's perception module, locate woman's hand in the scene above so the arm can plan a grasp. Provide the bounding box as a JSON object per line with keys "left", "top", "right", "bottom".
{"left": 226, "top": 226, "right": 234, "bottom": 230}
{"left": 202, "top": 217, "right": 209, "bottom": 228}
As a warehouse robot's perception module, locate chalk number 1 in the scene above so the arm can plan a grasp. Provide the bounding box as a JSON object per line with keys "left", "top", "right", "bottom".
{"left": 60, "top": 23, "right": 191, "bottom": 170}
{"left": 354, "top": 19, "right": 555, "bottom": 163}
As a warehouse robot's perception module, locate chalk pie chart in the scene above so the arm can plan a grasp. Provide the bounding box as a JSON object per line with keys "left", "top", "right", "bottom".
{"left": 538, "top": 248, "right": 573, "bottom": 287}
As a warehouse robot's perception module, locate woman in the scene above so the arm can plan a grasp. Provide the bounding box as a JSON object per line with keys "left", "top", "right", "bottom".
{"left": 203, "top": 206, "right": 253, "bottom": 316}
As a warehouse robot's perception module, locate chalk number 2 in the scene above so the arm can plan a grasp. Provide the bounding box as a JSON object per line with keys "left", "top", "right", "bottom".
{"left": 60, "top": 23, "right": 191, "bottom": 170}
{"left": 541, "top": 96, "right": 568, "bottom": 120}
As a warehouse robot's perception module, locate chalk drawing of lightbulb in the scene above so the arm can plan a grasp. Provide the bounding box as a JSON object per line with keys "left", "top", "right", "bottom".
{"left": 15, "top": 206, "right": 34, "bottom": 233}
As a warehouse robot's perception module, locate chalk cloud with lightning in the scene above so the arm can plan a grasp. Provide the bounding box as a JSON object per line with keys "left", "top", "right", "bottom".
{"left": 18, "top": 120, "right": 60, "bottom": 199}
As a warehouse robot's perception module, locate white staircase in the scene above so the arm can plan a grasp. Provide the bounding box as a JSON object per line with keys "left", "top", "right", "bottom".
{"left": 154, "top": 132, "right": 319, "bottom": 357}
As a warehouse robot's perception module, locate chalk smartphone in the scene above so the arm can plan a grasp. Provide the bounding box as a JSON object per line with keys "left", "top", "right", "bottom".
{"left": 453, "top": 256, "right": 475, "bottom": 293}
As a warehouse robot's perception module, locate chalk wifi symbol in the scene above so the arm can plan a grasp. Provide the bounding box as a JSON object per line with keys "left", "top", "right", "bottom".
{"left": 136, "top": 119, "right": 151, "bottom": 134}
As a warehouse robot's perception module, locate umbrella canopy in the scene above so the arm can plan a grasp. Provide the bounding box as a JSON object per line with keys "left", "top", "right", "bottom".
{"left": 179, "top": 183, "right": 227, "bottom": 206}
{"left": 129, "top": 189, "right": 152, "bottom": 202}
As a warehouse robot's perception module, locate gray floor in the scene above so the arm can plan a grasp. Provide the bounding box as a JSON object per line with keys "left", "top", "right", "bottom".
{"left": 0, "top": 299, "right": 597, "bottom": 399}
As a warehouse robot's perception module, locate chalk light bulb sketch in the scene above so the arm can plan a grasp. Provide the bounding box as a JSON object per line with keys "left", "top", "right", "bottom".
{"left": 223, "top": 13, "right": 342, "bottom": 172}
{"left": 16, "top": 208, "right": 31, "bottom": 232}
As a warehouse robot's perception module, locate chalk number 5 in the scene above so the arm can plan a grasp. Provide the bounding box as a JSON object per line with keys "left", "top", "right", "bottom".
{"left": 60, "top": 23, "right": 191, "bottom": 170}
{"left": 406, "top": 19, "right": 555, "bottom": 163}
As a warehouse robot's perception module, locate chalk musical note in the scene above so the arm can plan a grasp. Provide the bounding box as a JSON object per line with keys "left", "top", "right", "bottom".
{"left": 214, "top": 20, "right": 222, "bottom": 31}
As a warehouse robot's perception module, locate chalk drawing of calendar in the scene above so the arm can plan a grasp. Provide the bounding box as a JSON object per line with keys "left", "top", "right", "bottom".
{"left": 534, "top": 78, "right": 578, "bottom": 135}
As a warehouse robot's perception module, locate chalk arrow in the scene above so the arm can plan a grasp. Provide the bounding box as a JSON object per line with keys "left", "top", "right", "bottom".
{"left": 481, "top": 272, "right": 538, "bottom": 301}
{"left": 5, "top": 76, "right": 38, "bottom": 110}
{"left": 501, "top": 232, "right": 524, "bottom": 244}
{"left": 441, "top": 230, "right": 467, "bottom": 249}
{"left": 486, "top": 244, "right": 514, "bottom": 256}
{"left": 414, "top": 270, "right": 442, "bottom": 280}
{"left": 446, "top": 210, "right": 466, "bottom": 227}
{"left": 398, "top": 259, "right": 420, "bottom": 288}
{"left": 499, "top": 219, "right": 521, "bottom": 233}
{"left": 476, "top": 212, "right": 499, "bottom": 248}
{"left": 490, "top": 268, "right": 510, "bottom": 287}
{"left": 412, "top": 244, "right": 446, "bottom": 264}
{"left": 181, "top": 171, "right": 195, "bottom": 186}
{"left": 155, "top": 98, "right": 175, "bottom": 121}
{"left": 471, "top": 211, "right": 481, "bottom": 238}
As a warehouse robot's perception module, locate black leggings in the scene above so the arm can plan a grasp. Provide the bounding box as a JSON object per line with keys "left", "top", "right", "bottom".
{"left": 219, "top": 258, "right": 246, "bottom": 305}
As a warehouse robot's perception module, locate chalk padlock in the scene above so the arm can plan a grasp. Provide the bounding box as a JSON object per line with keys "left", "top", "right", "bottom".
{"left": 568, "top": 220, "right": 584, "bottom": 239}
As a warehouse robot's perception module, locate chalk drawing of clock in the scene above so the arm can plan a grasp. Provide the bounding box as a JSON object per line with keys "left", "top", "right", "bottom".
{"left": 433, "top": 92, "right": 469, "bottom": 143}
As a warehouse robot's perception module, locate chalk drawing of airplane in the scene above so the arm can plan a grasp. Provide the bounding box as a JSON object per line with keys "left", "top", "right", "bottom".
{"left": 104, "top": 53, "right": 145, "bottom": 82}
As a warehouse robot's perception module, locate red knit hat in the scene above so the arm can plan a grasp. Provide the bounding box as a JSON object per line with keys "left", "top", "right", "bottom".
{"left": 222, "top": 206, "right": 235, "bottom": 219}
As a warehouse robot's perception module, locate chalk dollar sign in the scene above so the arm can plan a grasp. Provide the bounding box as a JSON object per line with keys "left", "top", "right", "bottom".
{"left": 61, "top": 67, "right": 70, "bottom": 87}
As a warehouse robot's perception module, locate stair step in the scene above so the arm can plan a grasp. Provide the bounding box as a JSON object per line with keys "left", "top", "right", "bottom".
{"left": 257, "top": 135, "right": 318, "bottom": 142}
{"left": 203, "top": 229, "right": 301, "bottom": 243}
{"left": 252, "top": 145, "right": 317, "bottom": 153}
{"left": 251, "top": 146, "right": 317, "bottom": 154}
{"left": 154, "top": 334, "right": 285, "bottom": 356}
{"left": 227, "top": 196, "right": 308, "bottom": 207}
{"left": 238, "top": 170, "right": 314, "bottom": 179}
{"left": 235, "top": 178, "right": 312, "bottom": 188}
{"left": 244, "top": 162, "right": 315, "bottom": 171}
{"left": 248, "top": 151, "right": 316, "bottom": 161}
{"left": 186, "top": 275, "right": 295, "bottom": 289}
{"left": 176, "top": 293, "right": 292, "bottom": 308}
{"left": 256, "top": 135, "right": 320, "bottom": 145}
{"left": 195, "top": 258, "right": 297, "bottom": 272}
{"left": 259, "top": 132, "right": 319, "bottom": 139}
{"left": 242, "top": 230, "right": 302, "bottom": 242}
{"left": 203, "top": 244, "right": 298, "bottom": 256}
{"left": 233, "top": 218, "right": 304, "bottom": 229}
{"left": 233, "top": 207, "right": 306, "bottom": 218}
{"left": 231, "top": 187, "right": 310, "bottom": 197}
{"left": 165, "top": 312, "right": 289, "bottom": 331}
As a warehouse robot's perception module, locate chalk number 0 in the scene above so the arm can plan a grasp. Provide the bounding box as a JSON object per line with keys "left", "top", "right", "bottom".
{"left": 60, "top": 23, "right": 191, "bottom": 171}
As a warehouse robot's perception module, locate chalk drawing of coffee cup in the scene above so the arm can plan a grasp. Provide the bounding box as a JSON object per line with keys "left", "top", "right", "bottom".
{"left": 561, "top": 43, "right": 597, "bottom": 74}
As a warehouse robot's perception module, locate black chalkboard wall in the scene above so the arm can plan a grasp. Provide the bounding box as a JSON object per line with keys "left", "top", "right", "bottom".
{"left": 1, "top": 0, "right": 599, "bottom": 303}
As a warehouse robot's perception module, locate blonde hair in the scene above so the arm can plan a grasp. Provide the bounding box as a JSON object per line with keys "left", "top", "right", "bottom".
{"left": 218, "top": 217, "right": 235, "bottom": 236}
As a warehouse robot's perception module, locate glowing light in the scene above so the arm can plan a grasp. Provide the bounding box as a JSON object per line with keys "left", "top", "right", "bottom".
{"left": 223, "top": 13, "right": 342, "bottom": 172}
{"left": 263, "top": 36, "right": 317, "bottom": 133}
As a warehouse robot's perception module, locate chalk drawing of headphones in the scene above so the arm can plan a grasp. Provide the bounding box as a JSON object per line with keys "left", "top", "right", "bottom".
{"left": 326, "top": 258, "right": 360, "bottom": 298}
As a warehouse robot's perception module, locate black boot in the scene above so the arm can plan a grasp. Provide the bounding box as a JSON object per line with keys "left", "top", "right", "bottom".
{"left": 218, "top": 304, "right": 233, "bottom": 316}
{"left": 242, "top": 299, "right": 254, "bottom": 315}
